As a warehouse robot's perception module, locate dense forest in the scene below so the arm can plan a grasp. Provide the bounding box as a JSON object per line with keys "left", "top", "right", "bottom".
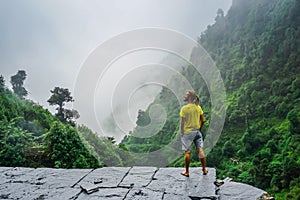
{"left": 1, "top": 0, "right": 300, "bottom": 199}
{"left": 122, "top": 0, "right": 300, "bottom": 199}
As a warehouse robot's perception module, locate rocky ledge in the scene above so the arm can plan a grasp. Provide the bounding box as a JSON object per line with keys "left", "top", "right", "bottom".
{"left": 0, "top": 167, "right": 272, "bottom": 200}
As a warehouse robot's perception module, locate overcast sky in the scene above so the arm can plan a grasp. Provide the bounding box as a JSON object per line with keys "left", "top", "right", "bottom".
{"left": 0, "top": 0, "right": 232, "bottom": 140}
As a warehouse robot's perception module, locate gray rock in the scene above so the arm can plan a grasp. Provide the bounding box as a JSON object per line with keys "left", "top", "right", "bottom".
{"left": 163, "top": 193, "right": 190, "bottom": 200}
{"left": 80, "top": 181, "right": 101, "bottom": 194}
{"left": 78, "top": 167, "right": 131, "bottom": 188}
{"left": 0, "top": 166, "right": 270, "bottom": 200}
{"left": 33, "top": 168, "right": 93, "bottom": 188}
{"left": 76, "top": 187, "right": 129, "bottom": 200}
{"left": 147, "top": 167, "right": 217, "bottom": 199}
{"left": 119, "top": 166, "right": 157, "bottom": 188}
{"left": 0, "top": 167, "right": 12, "bottom": 173}
{"left": 218, "top": 181, "right": 266, "bottom": 200}
{"left": 125, "top": 188, "right": 164, "bottom": 199}
{"left": 0, "top": 167, "right": 91, "bottom": 199}
{"left": 34, "top": 187, "right": 82, "bottom": 200}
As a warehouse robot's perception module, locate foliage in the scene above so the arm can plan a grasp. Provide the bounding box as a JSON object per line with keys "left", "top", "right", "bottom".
{"left": 0, "top": 75, "right": 5, "bottom": 91}
{"left": 0, "top": 119, "right": 32, "bottom": 166}
{"left": 10, "top": 70, "right": 28, "bottom": 98}
{"left": 0, "top": 76, "right": 128, "bottom": 169}
{"left": 78, "top": 125, "right": 134, "bottom": 167}
{"left": 199, "top": 0, "right": 300, "bottom": 198}
{"left": 136, "top": 109, "right": 151, "bottom": 126}
{"left": 44, "top": 121, "right": 100, "bottom": 168}
{"left": 47, "top": 87, "right": 79, "bottom": 125}
{"left": 121, "top": 0, "right": 300, "bottom": 198}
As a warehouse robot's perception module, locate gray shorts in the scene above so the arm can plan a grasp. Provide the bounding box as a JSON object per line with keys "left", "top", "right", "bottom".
{"left": 181, "top": 130, "right": 203, "bottom": 151}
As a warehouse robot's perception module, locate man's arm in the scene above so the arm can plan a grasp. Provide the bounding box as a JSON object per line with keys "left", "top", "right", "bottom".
{"left": 199, "top": 114, "right": 205, "bottom": 130}
{"left": 180, "top": 117, "right": 185, "bottom": 134}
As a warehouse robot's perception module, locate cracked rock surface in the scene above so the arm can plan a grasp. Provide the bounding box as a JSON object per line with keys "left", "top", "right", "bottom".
{"left": 0, "top": 167, "right": 267, "bottom": 200}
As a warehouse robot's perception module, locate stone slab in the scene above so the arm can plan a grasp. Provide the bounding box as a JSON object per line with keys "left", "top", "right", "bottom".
{"left": 147, "top": 167, "right": 217, "bottom": 199}
{"left": 119, "top": 166, "right": 157, "bottom": 188}
{"left": 163, "top": 193, "right": 190, "bottom": 200}
{"left": 76, "top": 187, "right": 129, "bottom": 200}
{"left": 78, "top": 167, "right": 131, "bottom": 188}
{"left": 218, "top": 181, "right": 266, "bottom": 200}
{"left": 80, "top": 181, "right": 101, "bottom": 194}
{"left": 0, "top": 167, "right": 33, "bottom": 185}
{"left": 0, "top": 167, "right": 91, "bottom": 200}
{"left": 125, "top": 188, "right": 164, "bottom": 200}
{"left": 34, "top": 168, "right": 93, "bottom": 188}
{"left": 0, "top": 167, "right": 269, "bottom": 200}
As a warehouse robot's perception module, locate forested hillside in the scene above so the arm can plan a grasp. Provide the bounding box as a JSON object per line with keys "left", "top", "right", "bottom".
{"left": 122, "top": 0, "right": 300, "bottom": 199}
{"left": 199, "top": 0, "right": 300, "bottom": 199}
{"left": 1, "top": 0, "right": 299, "bottom": 199}
{"left": 0, "top": 74, "right": 130, "bottom": 168}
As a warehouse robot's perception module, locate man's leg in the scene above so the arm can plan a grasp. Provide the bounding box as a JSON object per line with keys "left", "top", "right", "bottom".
{"left": 197, "top": 147, "right": 208, "bottom": 175}
{"left": 181, "top": 133, "right": 193, "bottom": 177}
{"left": 181, "top": 150, "right": 191, "bottom": 177}
{"left": 184, "top": 150, "right": 191, "bottom": 173}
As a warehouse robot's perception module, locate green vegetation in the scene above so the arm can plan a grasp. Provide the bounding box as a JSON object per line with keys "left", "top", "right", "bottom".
{"left": 47, "top": 87, "right": 79, "bottom": 126}
{"left": 0, "top": 74, "right": 129, "bottom": 169}
{"left": 10, "top": 70, "right": 28, "bottom": 98}
{"left": 199, "top": 0, "right": 300, "bottom": 198}
{"left": 122, "top": 86, "right": 180, "bottom": 154}
{"left": 0, "top": 0, "right": 299, "bottom": 199}
{"left": 121, "top": 0, "right": 300, "bottom": 199}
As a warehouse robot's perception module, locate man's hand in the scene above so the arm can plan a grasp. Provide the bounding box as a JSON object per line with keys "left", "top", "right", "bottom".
{"left": 199, "top": 114, "right": 204, "bottom": 131}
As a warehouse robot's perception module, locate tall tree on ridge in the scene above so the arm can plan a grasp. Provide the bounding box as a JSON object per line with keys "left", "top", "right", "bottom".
{"left": 10, "top": 70, "right": 28, "bottom": 98}
{"left": 47, "top": 87, "right": 79, "bottom": 125}
{"left": 0, "top": 75, "right": 5, "bottom": 91}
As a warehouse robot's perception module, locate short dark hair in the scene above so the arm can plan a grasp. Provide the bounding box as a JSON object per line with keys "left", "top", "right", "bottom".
{"left": 186, "top": 90, "right": 196, "bottom": 102}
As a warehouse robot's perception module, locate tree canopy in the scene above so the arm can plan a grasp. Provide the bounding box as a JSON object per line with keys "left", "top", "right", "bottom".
{"left": 47, "top": 87, "right": 79, "bottom": 125}
{"left": 10, "top": 70, "right": 28, "bottom": 98}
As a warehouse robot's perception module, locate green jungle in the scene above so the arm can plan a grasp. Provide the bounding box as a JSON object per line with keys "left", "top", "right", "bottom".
{"left": 0, "top": 0, "right": 299, "bottom": 199}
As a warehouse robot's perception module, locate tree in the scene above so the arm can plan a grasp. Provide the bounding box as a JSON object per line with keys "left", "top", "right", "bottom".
{"left": 45, "top": 121, "right": 100, "bottom": 168}
{"left": 0, "top": 75, "right": 5, "bottom": 91}
{"left": 62, "top": 109, "right": 80, "bottom": 125}
{"left": 0, "top": 119, "right": 32, "bottom": 167}
{"left": 217, "top": 8, "right": 224, "bottom": 18}
{"left": 222, "top": 140, "right": 236, "bottom": 157}
{"left": 10, "top": 70, "right": 28, "bottom": 98}
{"left": 287, "top": 109, "right": 300, "bottom": 134}
{"left": 107, "top": 136, "right": 116, "bottom": 144}
{"left": 47, "top": 87, "right": 79, "bottom": 125}
{"left": 136, "top": 109, "right": 150, "bottom": 126}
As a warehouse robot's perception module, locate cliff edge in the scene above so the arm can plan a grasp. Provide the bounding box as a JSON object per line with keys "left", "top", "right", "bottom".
{"left": 0, "top": 167, "right": 272, "bottom": 200}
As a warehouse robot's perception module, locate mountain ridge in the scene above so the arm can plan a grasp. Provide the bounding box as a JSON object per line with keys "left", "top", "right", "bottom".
{"left": 121, "top": 0, "right": 300, "bottom": 199}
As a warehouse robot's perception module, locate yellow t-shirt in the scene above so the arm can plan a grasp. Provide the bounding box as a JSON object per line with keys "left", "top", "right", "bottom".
{"left": 180, "top": 103, "right": 203, "bottom": 134}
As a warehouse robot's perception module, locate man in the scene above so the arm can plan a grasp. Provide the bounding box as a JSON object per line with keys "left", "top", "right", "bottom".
{"left": 180, "top": 90, "right": 208, "bottom": 177}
